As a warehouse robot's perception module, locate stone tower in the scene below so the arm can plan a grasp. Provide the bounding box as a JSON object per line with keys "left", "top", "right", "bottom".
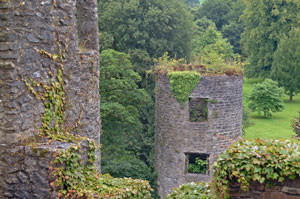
{"left": 155, "top": 74, "right": 243, "bottom": 198}
{"left": 0, "top": 0, "right": 100, "bottom": 198}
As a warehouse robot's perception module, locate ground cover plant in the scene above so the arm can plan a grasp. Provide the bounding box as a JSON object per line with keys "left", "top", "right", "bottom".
{"left": 243, "top": 79, "right": 299, "bottom": 139}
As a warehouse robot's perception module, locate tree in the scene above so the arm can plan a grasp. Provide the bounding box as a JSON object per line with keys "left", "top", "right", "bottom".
{"left": 192, "top": 17, "right": 234, "bottom": 64}
{"left": 241, "top": 0, "right": 300, "bottom": 77}
{"left": 271, "top": 28, "right": 300, "bottom": 102}
{"left": 247, "top": 79, "right": 285, "bottom": 118}
{"left": 194, "top": 0, "right": 231, "bottom": 30}
{"left": 221, "top": 0, "right": 245, "bottom": 54}
{"left": 99, "top": 49, "right": 155, "bottom": 186}
{"left": 98, "top": 0, "right": 195, "bottom": 60}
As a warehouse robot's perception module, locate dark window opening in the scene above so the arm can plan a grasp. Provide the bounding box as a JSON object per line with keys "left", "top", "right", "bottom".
{"left": 189, "top": 98, "right": 208, "bottom": 122}
{"left": 186, "top": 153, "right": 209, "bottom": 174}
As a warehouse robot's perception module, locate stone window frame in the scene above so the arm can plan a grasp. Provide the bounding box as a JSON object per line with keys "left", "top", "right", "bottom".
{"left": 188, "top": 97, "right": 209, "bottom": 122}
{"left": 185, "top": 152, "right": 210, "bottom": 175}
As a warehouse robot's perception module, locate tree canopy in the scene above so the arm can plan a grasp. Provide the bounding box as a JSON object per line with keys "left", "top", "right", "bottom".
{"left": 247, "top": 79, "right": 285, "bottom": 118}
{"left": 98, "top": 0, "right": 195, "bottom": 60}
{"left": 271, "top": 28, "right": 300, "bottom": 102}
{"left": 241, "top": 0, "right": 300, "bottom": 77}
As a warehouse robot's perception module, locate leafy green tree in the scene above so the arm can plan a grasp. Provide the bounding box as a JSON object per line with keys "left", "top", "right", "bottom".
{"left": 194, "top": 0, "right": 231, "bottom": 30}
{"left": 247, "top": 79, "right": 285, "bottom": 118}
{"left": 98, "top": 0, "right": 195, "bottom": 60}
{"left": 271, "top": 28, "right": 300, "bottom": 102}
{"left": 192, "top": 0, "right": 245, "bottom": 54}
{"left": 221, "top": 0, "right": 245, "bottom": 54}
{"left": 99, "top": 49, "right": 155, "bottom": 186}
{"left": 192, "top": 18, "right": 234, "bottom": 64}
{"left": 241, "top": 0, "right": 300, "bottom": 77}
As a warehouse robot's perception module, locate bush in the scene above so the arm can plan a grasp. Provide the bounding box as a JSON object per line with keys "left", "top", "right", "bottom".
{"left": 247, "top": 79, "right": 285, "bottom": 117}
{"left": 212, "top": 139, "right": 300, "bottom": 198}
{"left": 291, "top": 112, "right": 300, "bottom": 138}
{"left": 166, "top": 182, "right": 212, "bottom": 199}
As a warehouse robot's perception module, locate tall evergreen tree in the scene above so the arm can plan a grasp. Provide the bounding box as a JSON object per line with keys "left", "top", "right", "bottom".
{"left": 241, "top": 0, "right": 300, "bottom": 77}
{"left": 271, "top": 28, "right": 300, "bottom": 102}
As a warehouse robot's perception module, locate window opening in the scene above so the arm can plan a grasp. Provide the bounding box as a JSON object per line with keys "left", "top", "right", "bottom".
{"left": 186, "top": 153, "right": 209, "bottom": 174}
{"left": 189, "top": 98, "right": 208, "bottom": 122}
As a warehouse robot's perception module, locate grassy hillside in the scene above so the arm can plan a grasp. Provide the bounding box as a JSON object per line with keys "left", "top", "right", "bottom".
{"left": 243, "top": 79, "right": 299, "bottom": 140}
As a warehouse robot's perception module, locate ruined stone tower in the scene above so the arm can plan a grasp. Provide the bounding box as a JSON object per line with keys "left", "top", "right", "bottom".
{"left": 0, "top": 0, "right": 100, "bottom": 198}
{"left": 155, "top": 74, "right": 243, "bottom": 198}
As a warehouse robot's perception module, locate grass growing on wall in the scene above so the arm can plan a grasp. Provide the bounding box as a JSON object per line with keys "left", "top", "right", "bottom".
{"left": 243, "top": 79, "right": 299, "bottom": 139}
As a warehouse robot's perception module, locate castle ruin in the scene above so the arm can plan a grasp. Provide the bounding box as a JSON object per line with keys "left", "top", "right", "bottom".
{"left": 0, "top": 0, "right": 100, "bottom": 198}
{"left": 155, "top": 74, "right": 243, "bottom": 198}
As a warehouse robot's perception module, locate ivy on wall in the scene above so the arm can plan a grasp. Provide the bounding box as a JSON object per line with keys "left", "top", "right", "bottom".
{"left": 23, "top": 40, "right": 152, "bottom": 198}
{"left": 167, "top": 71, "right": 202, "bottom": 106}
{"left": 167, "top": 139, "right": 300, "bottom": 199}
{"left": 212, "top": 139, "right": 300, "bottom": 198}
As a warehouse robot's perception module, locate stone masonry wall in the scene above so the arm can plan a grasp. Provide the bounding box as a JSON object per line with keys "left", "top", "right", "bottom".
{"left": 155, "top": 74, "right": 243, "bottom": 198}
{"left": 0, "top": 0, "right": 100, "bottom": 198}
{"left": 230, "top": 178, "right": 300, "bottom": 199}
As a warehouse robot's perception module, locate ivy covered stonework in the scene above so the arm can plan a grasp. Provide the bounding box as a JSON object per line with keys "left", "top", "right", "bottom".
{"left": 167, "top": 139, "right": 300, "bottom": 199}
{"left": 167, "top": 71, "right": 202, "bottom": 106}
{"left": 212, "top": 139, "right": 300, "bottom": 198}
{"left": 23, "top": 45, "right": 152, "bottom": 198}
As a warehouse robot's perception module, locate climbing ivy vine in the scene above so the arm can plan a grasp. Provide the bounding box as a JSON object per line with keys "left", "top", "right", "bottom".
{"left": 167, "top": 71, "right": 202, "bottom": 106}
{"left": 23, "top": 39, "right": 152, "bottom": 198}
{"left": 211, "top": 139, "right": 300, "bottom": 199}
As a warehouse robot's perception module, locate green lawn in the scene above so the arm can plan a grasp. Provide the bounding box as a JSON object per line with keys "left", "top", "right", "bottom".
{"left": 243, "top": 78, "right": 299, "bottom": 140}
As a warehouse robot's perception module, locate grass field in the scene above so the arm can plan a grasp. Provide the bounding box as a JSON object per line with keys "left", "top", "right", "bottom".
{"left": 243, "top": 79, "right": 299, "bottom": 140}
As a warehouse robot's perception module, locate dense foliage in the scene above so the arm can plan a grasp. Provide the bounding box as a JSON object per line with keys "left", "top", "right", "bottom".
{"left": 212, "top": 139, "right": 300, "bottom": 198}
{"left": 187, "top": 158, "right": 208, "bottom": 174}
{"left": 241, "top": 0, "right": 300, "bottom": 77}
{"left": 271, "top": 28, "right": 300, "bottom": 102}
{"left": 98, "top": 0, "right": 195, "bottom": 59}
{"left": 291, "top": 112, "right": 300, "bottom": 138}
{"left": 193, "top": 0, "right": 245, "bottom": 53}
{"left": 52, "top": 140, "right": 152, "bottom": 198}
{"left": 247, "top": 79, "right": 285, "bottom": 118}
{"left": 99, "top": 49, "right": 156, "bottom": 189}
{"left": 166, "top": 182, "right": 212, "bottom": 199}
{"left": 168, "top": 71, "right": 202, "bottom": 106}
{"left": 192, "top": 17, "right": 235, "bottom": 62}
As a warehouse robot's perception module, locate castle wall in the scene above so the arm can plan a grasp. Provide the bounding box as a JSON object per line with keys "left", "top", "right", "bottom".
{"left": 0, "top": 0, "right": 100, "bottom": 198}
{"left": 230, "top": 178, "right": 300, "bottom": 199}
{"left": 155, "top": 74, "right": 243, "bottom": 198}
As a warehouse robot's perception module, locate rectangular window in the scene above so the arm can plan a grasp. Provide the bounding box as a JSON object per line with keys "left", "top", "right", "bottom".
{"left": 189, "top": 98, "right": 208, "bottom": 122}
{"left": 185, "top": 153, "right": 209, "bottom": 175}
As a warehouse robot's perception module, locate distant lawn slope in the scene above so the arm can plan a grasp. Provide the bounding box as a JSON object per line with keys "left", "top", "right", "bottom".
{"left": 243, "top": 79, "right": 299, "bottom": 140}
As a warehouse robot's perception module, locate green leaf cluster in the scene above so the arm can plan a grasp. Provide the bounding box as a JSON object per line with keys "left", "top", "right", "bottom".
{"left": 166, "top": 182, "right": 212, "bottom": 199}
{"left": 187, "top": 158, "right": 208, "bottom": 174}
{"left": 167, "top": 71, "right": 202, "bottom": 106}
{"left": 52, "top": 140, "right": 152, "bottom": 199}
{"left": 291, "top": 112, "right": 300, "bottom": 138}
{"left": 247, "top": 79, "right": 285, "bottom": 118}
{"left": 99, "top": 49, "right": 157, "bottom": 194}
{"left": 212, "top": 139, "right": 300, "bottom": 198}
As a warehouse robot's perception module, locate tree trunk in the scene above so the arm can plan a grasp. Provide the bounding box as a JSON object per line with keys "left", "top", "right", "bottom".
{"left": 264, "top": 112, "right": 266, "bottom": 118}
{"left": 290, "top": 95, "right": 293, "bottom": 102}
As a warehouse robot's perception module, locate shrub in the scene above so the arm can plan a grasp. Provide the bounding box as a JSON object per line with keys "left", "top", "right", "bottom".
{"left": 166, "top": 182, "right": 212, "bottom": 199}
{"left": 291, "top": 112, "right": 300, "bottom": 138}
{"left": 212, "top": 139, "right": 300, "bottom": 198}
{"left": 247, "top": 79, "right": 285, "bottom": 118}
